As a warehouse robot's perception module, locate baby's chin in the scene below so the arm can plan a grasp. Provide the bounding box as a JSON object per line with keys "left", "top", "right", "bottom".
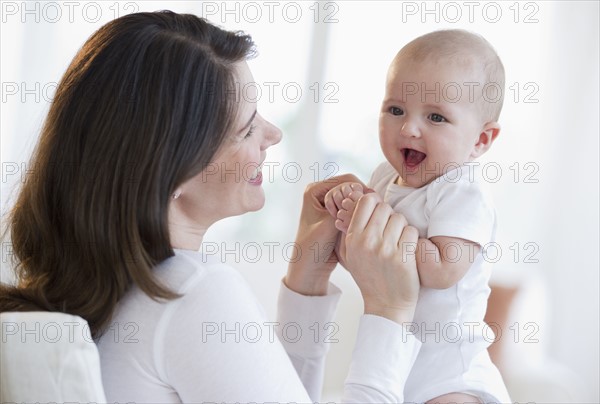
{"left": 397, "top": 167, "right": 443, "bottom": 188}
{"left": 395, "top": 172, "right": 425, "bottom": 188}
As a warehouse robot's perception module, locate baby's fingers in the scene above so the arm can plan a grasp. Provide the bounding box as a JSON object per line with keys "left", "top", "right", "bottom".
{"left": 344, "top": 190, "right": 364, "bottom": 204}
{"left": 324, "top": 188, "right": 342, "bottom": 218}
{"left": 341, "top": 183, "right": 363, "bottom": 198}
{"left": 335, "top": 209, "right": 353, "bottom": 233}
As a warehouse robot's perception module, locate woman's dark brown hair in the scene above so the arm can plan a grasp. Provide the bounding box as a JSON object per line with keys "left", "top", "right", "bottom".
{"left": 0, "top": 11, "right": 255, "bottom": 338}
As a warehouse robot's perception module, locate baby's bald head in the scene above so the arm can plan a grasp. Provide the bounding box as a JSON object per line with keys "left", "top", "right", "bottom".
{"left": 392, "top": 29, "right": 505, "bottom": 122}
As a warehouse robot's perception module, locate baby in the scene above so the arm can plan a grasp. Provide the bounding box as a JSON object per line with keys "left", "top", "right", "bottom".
{"left": 326, "top": 30, "right": 511, "bottom": 403}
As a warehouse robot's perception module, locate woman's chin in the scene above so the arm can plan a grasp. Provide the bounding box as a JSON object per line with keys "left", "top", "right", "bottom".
{"left": 244, "top": 190, "right": 266, "bottom": 213}
{"left": 251, "top": 197, "right": 266, "bottom": 212}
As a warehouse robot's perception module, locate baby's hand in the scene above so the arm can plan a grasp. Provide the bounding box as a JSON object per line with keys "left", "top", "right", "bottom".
{"left": 324, "top": 182, "right": 362, "bottom": 219}
{"left": 334, "top": 189, "right": 364, "bottom": 233}
{"left": 325, "top": 182, "right": 383, "bottom": 233}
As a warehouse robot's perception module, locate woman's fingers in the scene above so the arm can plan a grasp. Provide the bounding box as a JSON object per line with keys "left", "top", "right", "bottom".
{"left": 363, "top": 201, "right": 395, "bottom": 239}
{"left": 342, "top": 201, "right": 421, "bottom": 324}
{"left": 348, "top": 194, "right": 378, "bottom": 234}
{"left": 334, "top": 231, "right": 347, "bottom": 268}
{"left": 397, "top": 224, "right": 420, "bottom": 305}
{"left": 399, "top": 223, "right": 418, "bottom": 245}
{"left": 398, "top": 224, "right": 419, "bottom": 263}
{"left": 382, "top": 213, "right": 408, "bottom": 250}
{"left": 346, "top": 192, "right": 381, "bottom": 235}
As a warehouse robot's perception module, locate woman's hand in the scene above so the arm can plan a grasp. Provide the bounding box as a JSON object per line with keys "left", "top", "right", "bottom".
{"left": 285, "top": 174, "right": 366, "bottom": 296}
{"left": 342, "top": 193, "right": 421, "bottom": 324}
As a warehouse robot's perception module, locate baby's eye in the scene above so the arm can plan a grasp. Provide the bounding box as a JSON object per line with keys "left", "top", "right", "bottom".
{"left": 428, "top": 113, "right": 447, "bottom": 123}
{"left": 389, "top": 106, "right": 404, "bottom": 116}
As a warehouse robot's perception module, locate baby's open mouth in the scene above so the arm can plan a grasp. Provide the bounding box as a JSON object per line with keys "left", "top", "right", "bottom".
{"left": 402, "top": 148, "right": 427, "bottom": 168}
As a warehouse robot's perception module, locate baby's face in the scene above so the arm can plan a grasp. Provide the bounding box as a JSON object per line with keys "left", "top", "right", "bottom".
{"left": 379, "top": 56, "right": 490, "bottom": 188}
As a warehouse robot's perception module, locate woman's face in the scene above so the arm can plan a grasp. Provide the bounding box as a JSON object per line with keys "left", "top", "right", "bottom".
{"left": 169, "top": 61, "right": 282, "bottom": 242}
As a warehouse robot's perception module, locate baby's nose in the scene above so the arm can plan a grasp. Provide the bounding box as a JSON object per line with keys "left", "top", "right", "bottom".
{"left": 400, "top": 120, "right": 420, "bottom": 138}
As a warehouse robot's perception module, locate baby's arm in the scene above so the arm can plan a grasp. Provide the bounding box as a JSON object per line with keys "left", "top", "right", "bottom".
{"left": 416, "top": 236, "right": 480, "bottom": 289}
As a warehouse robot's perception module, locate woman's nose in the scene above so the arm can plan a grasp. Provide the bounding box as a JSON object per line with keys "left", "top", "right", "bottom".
{"left": 262, "top": 117, "right": 283, "bottom": 149}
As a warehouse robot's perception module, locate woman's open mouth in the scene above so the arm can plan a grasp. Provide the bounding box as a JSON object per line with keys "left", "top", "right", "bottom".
{"left": 249, "top": 163, "right": 263, "bottom": 185}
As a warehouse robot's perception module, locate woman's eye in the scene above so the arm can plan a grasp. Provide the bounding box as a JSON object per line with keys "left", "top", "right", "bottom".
{"left": 244, "top": 125, "right": 255, "bottom": 139}
{"left": 389, "top": 106, "right": 404, "bottom": 116}
{"left": 429, "top": 113, "right": 446, "bottom": 123}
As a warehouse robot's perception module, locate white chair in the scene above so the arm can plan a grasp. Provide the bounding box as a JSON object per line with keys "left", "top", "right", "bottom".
{"left": 1, "top": 311, "right": 106, "bottom": 402}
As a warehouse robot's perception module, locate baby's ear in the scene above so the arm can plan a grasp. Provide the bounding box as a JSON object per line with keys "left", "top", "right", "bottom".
{"left": 472, "top": 122, "right": 500, "bottom": 158}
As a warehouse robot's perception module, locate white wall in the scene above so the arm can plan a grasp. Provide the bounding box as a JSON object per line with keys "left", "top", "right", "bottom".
{"left": 1, "top": 1, "right": 598, "bottom": 402}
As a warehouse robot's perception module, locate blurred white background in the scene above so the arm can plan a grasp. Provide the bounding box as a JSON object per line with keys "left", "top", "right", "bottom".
{"left": 1, "top": 1, "right": 598, "bottom": 402}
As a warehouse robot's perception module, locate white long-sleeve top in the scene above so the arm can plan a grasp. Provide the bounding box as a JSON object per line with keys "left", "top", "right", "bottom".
{"left": 97, "top": 248, "right": 421, "bottom": 403}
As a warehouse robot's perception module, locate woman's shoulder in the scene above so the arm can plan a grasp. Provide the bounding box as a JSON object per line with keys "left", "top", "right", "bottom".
{"left": 97, "top": 250, "right": 266, "bottom": 400}
{"left": 161, "top": 249, "right": 257, "bottom": 309}
{"left": 153, "top": 250, "right": 260, "bottom": 319}
{"left": 153, "top": 249, "right": 242, "bottom": 294}
{"left": 98, "top": 249, "right": 261, "bottom": 353}
{"left": 110, "top": 249, "right": 254, "bottom": 324}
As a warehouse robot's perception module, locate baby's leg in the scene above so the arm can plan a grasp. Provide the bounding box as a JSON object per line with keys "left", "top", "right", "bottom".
{"left": 426, "top": 392, "right": 482, "bottom": 404}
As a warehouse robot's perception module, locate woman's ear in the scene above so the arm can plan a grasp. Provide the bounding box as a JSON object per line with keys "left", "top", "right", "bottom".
{"left": 472, "top": 122, "right": 501, "bottom": 158}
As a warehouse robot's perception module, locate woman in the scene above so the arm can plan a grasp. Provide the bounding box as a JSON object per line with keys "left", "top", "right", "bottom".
{"left": 0, "top": 11, "right": 421, "bottom": 402}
